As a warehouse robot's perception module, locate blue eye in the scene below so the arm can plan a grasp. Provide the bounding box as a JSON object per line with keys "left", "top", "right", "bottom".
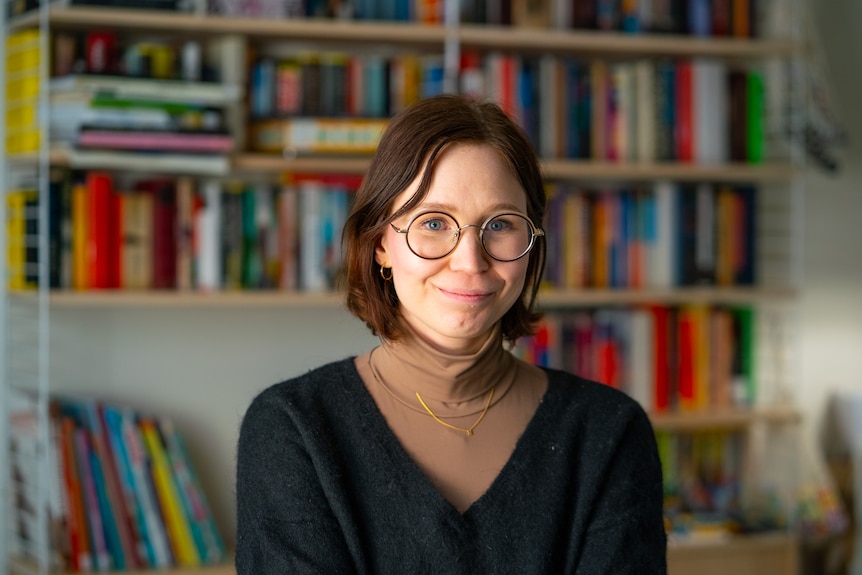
{"left": 487, "top": 217, "right": 514, "bottom": 232}
{"left": 415, "top": 213, "right": 455, "bottom": 233}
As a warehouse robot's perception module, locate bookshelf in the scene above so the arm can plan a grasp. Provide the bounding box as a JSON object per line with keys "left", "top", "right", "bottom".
{"left": 1, "top": 0, "right": 806, "bottom": 573}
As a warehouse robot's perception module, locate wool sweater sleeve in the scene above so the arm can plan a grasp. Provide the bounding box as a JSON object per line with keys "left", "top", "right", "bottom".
{"left": 576, "top": 403, "right": 667, "bottom": 573}
{"left": 235, "top": 385, "right": 356, "bottom": 575}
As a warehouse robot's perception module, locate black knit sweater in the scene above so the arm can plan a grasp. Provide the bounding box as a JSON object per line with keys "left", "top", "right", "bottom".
{"left": 235, "top": 358, "right": 667, "bottom": 574}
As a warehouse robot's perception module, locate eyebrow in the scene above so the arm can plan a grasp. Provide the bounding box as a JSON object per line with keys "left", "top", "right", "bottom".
{"left": 415, "top": 201, "right": 526, "bottom": 214}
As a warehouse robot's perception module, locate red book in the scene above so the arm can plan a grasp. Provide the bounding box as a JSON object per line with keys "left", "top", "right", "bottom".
{"left": 711, "top": 0, "right": 731, "bottom": 36}
{"left": 138, "top": 179, "right": 177, "bottom": 290}
{"left": 499, "top": 54, "right": 516, "bottom": 119}
{"left": 593, "top": 311, "right": 620, "bottom": 388}
{"left": 677, "top": 308, "right": 696, "bottom": 410}
{"left": 59, "top": 415, "right": 92, "bottom": 571}
{"left": 86, "top": 172, "right": 119, "bottom": 289}
{"left": 650, "top": 306, "right": 670, "bottom": 412}
{"left": 674, "top": 60, "right": 694, "bottom": 162}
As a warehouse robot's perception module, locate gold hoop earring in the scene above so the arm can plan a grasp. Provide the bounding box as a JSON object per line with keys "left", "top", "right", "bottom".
{"left": 380, "top": 266, "right": 393, "bottom": 281}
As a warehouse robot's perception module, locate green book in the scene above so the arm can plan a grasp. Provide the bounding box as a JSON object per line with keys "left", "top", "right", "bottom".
{"left": 745, "top": 72, "right": 765, "bottom": 164}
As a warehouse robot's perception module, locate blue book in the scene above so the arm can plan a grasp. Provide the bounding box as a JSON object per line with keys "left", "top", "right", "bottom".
{"left": 564, "top": 59, "right": 582, "bottom": 159}
{"left": 688, "top": 0, "right": 712, "bottom": 37}
{"left": 161, "top": 419, "right": 226, "bottom": 564}
{"left": 103, "top": 405, "right": 156, "bottom": 567}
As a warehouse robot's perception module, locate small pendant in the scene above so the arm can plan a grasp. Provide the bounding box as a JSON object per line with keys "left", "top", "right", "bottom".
{"left": 466, "top": 429, "right": 473, "bottom": 437}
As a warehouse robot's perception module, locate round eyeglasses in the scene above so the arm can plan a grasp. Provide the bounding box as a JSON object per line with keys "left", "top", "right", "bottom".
{"left": 390, "top": 211, "right": 545, "bottom": 262}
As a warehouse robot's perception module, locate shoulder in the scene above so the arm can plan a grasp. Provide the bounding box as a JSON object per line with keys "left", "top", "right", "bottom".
{"left": 241, "top": 358, "right": 359, "bottom": 429}
{"left": 540, "top": 368, "right": 653, "bottom": 432}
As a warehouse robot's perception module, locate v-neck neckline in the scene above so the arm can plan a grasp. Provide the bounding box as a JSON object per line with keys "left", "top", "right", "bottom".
{"left": 344, "top": 358, "right": 557, "bottom": 520}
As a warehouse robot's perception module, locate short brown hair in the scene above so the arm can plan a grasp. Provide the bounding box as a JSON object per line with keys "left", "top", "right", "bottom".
{"left": 339, "top": 94, "right": 546, "bottom": 345}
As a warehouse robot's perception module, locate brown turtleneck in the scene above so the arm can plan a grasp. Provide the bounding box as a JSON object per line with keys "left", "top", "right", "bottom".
{"left": 354, "top": 328, "right": 547, "bottom": 513}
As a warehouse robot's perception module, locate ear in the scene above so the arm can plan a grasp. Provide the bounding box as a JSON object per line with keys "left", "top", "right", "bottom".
{"left": 374, "top": 233, "right": 390, "bottom": 268}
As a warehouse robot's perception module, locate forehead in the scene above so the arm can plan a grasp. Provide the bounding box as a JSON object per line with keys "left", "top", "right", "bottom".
{"left": 394, "top": 143, "right": 527, "bottom": 216}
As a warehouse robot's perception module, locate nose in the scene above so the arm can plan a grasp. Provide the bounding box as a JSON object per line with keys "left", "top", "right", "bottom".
{"left": 449, "top": 224, "right": 490, "bottom": 272}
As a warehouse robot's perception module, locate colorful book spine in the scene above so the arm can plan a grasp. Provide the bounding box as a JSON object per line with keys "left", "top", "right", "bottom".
{"left": 120, "top": 408, "right": 173, "bottom": 568}
{"left": 140, "top": 418, "right": 201, "bottom": 567}
{"left": 160, "top": 418, "right": 226, "bottom": 564}
{"left": 74, "top": 428, "right": 113, "bottom": 571}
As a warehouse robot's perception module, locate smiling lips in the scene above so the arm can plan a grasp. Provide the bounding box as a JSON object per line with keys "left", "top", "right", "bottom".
{"left": 438, "top": 286, "right": 495, "bottom": 303}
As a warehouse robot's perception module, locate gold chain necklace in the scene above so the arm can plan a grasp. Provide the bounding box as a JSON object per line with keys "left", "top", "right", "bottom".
{"left": 415, "top": 387, "right": 495, "bottom": 437}
{"left": 367, "top": 348, "right": 495, "bottom": 438}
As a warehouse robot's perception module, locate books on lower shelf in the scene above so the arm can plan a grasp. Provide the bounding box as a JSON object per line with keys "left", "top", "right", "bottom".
{"left": 514, "top": 305, "right": 757, "bottom": 413}
{"left": 7, "top": 391, "right": 227, "bottom": 572}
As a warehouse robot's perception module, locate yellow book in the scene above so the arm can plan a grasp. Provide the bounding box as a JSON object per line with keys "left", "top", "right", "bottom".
{"left": 71, "top": 182, "right": 89, "bottom": 290}
{"left": 691, "top": 305, "right": 711, "bottom": 411}
{"left": 140, "top": 418, "right": 201, "bottom": 567}
{"left": 6, "top": 190, "right": 38, "bottom": 290}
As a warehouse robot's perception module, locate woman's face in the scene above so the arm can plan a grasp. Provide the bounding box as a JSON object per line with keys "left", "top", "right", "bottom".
{"left": 375, "top": 143, "right": 530, "bottom": 354}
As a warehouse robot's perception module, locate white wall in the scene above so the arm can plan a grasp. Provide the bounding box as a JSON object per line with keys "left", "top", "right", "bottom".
{"left": 800, "top": 1, "right": 862, "bottom": 457}
{"left": 49, "top": 305, "right": 378, "bottom": 542}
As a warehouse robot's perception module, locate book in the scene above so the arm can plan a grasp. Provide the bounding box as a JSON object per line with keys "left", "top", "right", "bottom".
{"left": 51, "top": 75, "right": 241, "bottom": 105}
{"left": 74, "top": 428, "right": 113, "bottom": 571}
{"left": 101, "top": 405, "right": 156, "bottom": 568}
{"left": 176, "top": 177, "right": 196, "bottom": 291}
{"left": 67, "top": 149, "right": 230, "bottom": 175}
{"left": 196, "top": 179, "right": 223, "bottom": 291}
{"left": 58, "top": 415, "right": 93, "bottom": 571}
{"left": 76, "top": 129, "right": 235, "bottom": 153}
{"left": 5, "top": 189, "right": 39, "bottom": 290}
{"left": 115, "top": 408, "right": 173, "bottom": 568}
{"left": 160, "top": 418, "right": 226, "bottom": 564}
{"left": 249, "top": 116, "right": 388, "bottom": 155}
{"left": 120, "top": 190, "right": 155, "bottom": 290}
{"left": 139, "top": 418, "right": 201, "bottom": 567}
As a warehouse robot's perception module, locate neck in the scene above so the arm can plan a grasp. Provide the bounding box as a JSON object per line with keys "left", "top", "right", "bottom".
{"left": 371, "top": 327, "right": 516, "bottom": 407}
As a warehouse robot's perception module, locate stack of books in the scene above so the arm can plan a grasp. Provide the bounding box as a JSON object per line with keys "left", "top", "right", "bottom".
{"left": 8, "top": 392, "right": 227, "bottom": 572}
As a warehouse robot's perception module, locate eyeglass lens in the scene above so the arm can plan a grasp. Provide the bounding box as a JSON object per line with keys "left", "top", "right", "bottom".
{"left": 405, "top": 212, "right": 536, "bottom": 261}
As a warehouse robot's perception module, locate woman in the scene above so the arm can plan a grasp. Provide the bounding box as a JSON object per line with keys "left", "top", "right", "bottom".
{"left": 236, "top": 94, "right": 667, "bottom": 573}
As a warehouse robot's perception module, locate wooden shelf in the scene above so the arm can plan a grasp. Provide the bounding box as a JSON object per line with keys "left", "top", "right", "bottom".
{"left": 13, "top": 286, "right": 797, "bottom": 309}
{"left": 649, "top": 405, "right": 801, "bottom": 431}
{"left": 667, "top": 532, "right": 799, "bottom": 575}
{"left": 536, "top": 286, "right": 798, "bottom": 306}
{"left": 10, "top": 556, "right": 234, "bottom": 575}
{"left": 17, "top": 8, "right": 449, "bottom": 47}
{"left": 33, "top": 148, "right": 797, "bottom": 182}
{"left": 541, "top": 159, "right": 798, "bottom": 183}
{"left": 235, "top": 154, "right": 797, "bottom": 182}
{"left": 40, "top": 290, "right": 344, "bottom": 308}
{"left": 8, "top": 7, "right": 797, "bottom": 59}
{"left": 232, "top": 153, "right": 372, "bottom": 175}
{"left": 458, "top": 24, "right": 798, "bottom": 58}
{"left": 9, "top": 147, "right": 796, "bottom": 183}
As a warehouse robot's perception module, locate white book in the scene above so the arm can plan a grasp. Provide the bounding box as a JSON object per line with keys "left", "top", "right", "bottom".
{"left": 50, "top": 75, "right": 241, "bottom": 105}
{"left": 628, "top": 308, "right": 655, "bottom": 410}
{"left": 67, "top": 149, "right": 229, "bottom": 176}
{"left": 299, "top": 181, "right": 327, "bottom": 292}
{"left": 650, "top": 180, "right": 677, "bottom": 288}
{"left": 484, "top": 51, "right": 505, "bottom": 107}
{"left": 538, "top": 55, "right": 560, "bottom": 159}
{"left": 693, "top": 58, "right": 729, "bottom": 165}
{"left": 695, "top": 183, "right": 716, "bottom": 283}
{"left": 634, "top": 59, "right": 657, "bottom": 163}
{"left": 550, "top": 0, "right": 572, "bottom": 29}
{"left": 196, "top": 179, "right": 222, "bottom": 292}
{"left": 278, "top": 184, "right": 299, "bottom": 291}
{"left": 611, "top": 63, "right": 633, "bottom": 162}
